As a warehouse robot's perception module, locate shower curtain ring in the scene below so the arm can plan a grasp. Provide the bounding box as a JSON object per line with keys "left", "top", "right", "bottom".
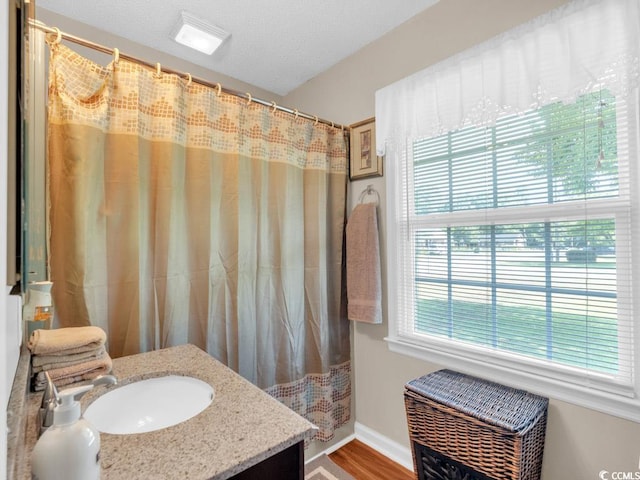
{"left": 245, "top": 93, "right": 252, "bottom": 105}
{"left": 112, "top": 48, "right": 120, "bottom": 65}
{"left": 156, "top": 62, "right": 162, "bottom": 77}
{"left": 271, "top": 101, "right": 277, "bottom": 114}
{"left": 294, "top": 109, "right": 299, "bottom": 119}
{"left": 185, "top": 73, "right": 192, "bottom": 87}
{"left": 314, "top": 116, "right": 319, "bottom": 126}
{"left": 215, "top": 83, "right": 222, "bottom": 96}
{"left": 51, "top": 27, "right": 62, "bottom": 45}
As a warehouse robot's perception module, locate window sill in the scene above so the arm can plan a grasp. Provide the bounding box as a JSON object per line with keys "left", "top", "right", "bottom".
{"left": 385, "top": 335, "right": 640, "bottom": 423}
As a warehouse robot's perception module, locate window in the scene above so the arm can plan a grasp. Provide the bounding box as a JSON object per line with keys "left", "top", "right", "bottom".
{"left": 377, "top": 0, "right": 640, "bottom": 420}
{"left": 387, "top": 89, "right": 639, "bottom": 417}
{"left": 413, "top": 91, "right": 625, "bottom": 376}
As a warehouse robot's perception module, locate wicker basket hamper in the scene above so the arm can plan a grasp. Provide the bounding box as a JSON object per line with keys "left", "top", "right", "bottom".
{"left": 404, "top": 370, "right": 549, "bottom": 480}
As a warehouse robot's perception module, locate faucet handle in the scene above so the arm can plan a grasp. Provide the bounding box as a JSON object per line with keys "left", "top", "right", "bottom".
{"left": 40, "top": 372, "right": 59, "bottom": 409}
{"left": 92, "top": 374, "right": 118, "bottom": 387}
{"left": 40, "top": 396, "right": 56, "bottom": 431}
{"left": 38, "top": 372, "right": 59, "bottom": 435}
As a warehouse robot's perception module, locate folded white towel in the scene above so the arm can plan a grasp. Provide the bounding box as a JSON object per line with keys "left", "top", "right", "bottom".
{"left": 346, "top": 202, "right": 382, "bottom": 324}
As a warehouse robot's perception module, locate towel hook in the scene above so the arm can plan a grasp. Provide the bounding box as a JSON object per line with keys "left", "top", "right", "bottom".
{"left": 358, "top": 185, "right": 380, "bottom": 205}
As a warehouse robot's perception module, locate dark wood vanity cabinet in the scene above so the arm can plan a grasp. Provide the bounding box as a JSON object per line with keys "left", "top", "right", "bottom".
{"left": 230, "top": 441, "right": 304, "bottom": 480}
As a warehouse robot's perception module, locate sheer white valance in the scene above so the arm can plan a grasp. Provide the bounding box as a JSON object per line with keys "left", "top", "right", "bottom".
{"left": 375, "top": 0, "right": 640, "bottom": 156}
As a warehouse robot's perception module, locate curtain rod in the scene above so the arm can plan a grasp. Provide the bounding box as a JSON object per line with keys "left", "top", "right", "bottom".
{"left": 29, "top": 19, "right": 349, "bottom": 132}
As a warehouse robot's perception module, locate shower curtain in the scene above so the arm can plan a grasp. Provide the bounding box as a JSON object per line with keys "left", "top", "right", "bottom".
{"left": 47, "top": 43, "right": 350, "bottom": 441}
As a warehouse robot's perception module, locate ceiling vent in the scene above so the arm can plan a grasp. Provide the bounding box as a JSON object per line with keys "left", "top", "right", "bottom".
{"left": 171, "top": 11, "right": 230, "bottom": 55}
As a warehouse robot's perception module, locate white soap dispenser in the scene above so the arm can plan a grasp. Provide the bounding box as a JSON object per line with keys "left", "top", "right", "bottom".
{"left": 31, "top": 384, "right": 101, "bottom": 480}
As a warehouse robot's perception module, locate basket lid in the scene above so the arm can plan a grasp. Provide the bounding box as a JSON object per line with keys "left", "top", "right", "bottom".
{"left": 405, "top": 370, "right": 549, "bottom": 433}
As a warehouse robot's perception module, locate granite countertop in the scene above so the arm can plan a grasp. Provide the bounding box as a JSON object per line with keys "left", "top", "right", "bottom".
{"left": 7, "top": 348, "right": 31, "bottom": 480}
{"left": 14, "top": 344, "right": 317, "bottom": 480}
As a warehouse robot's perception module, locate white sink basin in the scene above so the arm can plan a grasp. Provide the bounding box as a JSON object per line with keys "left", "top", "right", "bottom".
{"left": 84, "top": 375, "right": 214, "bottom": 434}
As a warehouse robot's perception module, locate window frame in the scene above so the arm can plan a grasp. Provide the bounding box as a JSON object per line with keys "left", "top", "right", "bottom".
{"left": 384, "top": 91, "right": 640, "bottom": 422}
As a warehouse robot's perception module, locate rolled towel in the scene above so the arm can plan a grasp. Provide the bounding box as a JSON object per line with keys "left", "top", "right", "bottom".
{"left": 28, "top": 326, "right": 106, "bottom": 356}
{"left": 33, "top": 354, "right": 113, "bottom": 391}
{"left": 31, "top": 345, "right": 107, "bottom": 373}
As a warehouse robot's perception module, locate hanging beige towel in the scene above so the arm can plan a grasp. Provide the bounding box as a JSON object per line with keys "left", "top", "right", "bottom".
{"left": 346, "top": 202, "right": 382, "bottom": 324}
{"left": 33, "top": 354, "right": 113, "bottom": 391}
{"left": 28, "top": 326, "right": 106, "bottom": 356}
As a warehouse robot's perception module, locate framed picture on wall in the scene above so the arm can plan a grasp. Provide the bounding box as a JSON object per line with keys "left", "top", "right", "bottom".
{"left": 349, "top": 117, "right": 383, "bottom": 180}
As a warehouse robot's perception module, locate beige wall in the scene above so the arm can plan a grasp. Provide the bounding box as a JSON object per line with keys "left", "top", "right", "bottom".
{"left": 285, "top": 0, "right": 640, "bottom": 477}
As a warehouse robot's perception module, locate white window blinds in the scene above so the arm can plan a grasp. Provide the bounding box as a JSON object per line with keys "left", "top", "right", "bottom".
{"left": 407, "top": 90, "right": 632, "bottom": 387}
{"left": 377, "top": 0, "right": 640, "bottom": 419}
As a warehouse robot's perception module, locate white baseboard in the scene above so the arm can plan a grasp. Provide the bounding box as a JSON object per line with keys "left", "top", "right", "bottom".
{"left": 305, "top": 433, "right": 356, "bottom": 464}
{"left": 354, "top": 422, "right": 414, "bottom": 472}
{"left": 306, "top": 422, "right": 414, "bottom": 472}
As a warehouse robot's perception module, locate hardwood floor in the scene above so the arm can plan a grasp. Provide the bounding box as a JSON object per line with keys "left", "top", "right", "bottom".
{"left": 329, "top": 439, "right": 415, "bottom": 480}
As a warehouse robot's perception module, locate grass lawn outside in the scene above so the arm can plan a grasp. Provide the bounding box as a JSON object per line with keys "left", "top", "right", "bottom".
{"left": 416, "top": 297, "right": 619, "bottom": 374}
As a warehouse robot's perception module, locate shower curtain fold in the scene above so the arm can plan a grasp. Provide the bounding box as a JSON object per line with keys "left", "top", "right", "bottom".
{"left": 47, "top": 44, "right": 350, "bottom": 441}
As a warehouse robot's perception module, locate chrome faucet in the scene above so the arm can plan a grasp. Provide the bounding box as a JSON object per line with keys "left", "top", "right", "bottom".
{"left": 38, "top": 373, "right": 118, "bottom": 437}
{"left": 38, "top": 372, "right": 59, "bottom": 436}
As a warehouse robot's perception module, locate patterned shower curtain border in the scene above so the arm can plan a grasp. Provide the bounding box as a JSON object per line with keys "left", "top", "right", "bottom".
{"left": 265, "top": 361, "right": 351, "bottom": 442}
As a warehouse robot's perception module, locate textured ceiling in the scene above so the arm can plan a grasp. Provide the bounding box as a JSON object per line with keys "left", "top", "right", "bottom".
{"left": 36, "top": 0, "right": 439, "bottom": 96}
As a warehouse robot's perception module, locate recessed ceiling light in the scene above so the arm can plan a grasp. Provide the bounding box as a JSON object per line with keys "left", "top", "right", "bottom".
{"left": 171, "top": 11, "right": 230, "bottom": 55}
